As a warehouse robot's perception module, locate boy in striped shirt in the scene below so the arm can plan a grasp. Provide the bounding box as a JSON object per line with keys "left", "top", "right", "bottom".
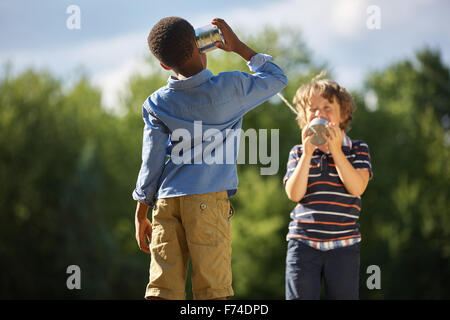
{"left": 283, "top": 72, "right": 373, "bottom": 300}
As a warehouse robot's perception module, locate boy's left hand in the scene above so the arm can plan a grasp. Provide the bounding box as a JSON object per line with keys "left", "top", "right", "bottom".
{"left": 323, "top": 122, "right": 344, "bottom": 155}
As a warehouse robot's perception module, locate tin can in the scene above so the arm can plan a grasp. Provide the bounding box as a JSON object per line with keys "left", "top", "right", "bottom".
{"left": 307, "top": 118, "right": 329, "bottom": 146}
{"left": 194, "top": 24, "right": 225, "bottom": 53}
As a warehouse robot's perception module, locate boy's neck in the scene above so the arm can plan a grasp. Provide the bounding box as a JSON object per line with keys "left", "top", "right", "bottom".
{"left": 172, "top": 45, "right": 207, "bottom": 79}
{"left": 174, "top": 64, "right": 205, "bottom": 80}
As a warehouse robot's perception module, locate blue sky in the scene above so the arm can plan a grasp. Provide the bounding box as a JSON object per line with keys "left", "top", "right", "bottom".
{"left": 1, "top": 0, "right": 449, "bottom": 110}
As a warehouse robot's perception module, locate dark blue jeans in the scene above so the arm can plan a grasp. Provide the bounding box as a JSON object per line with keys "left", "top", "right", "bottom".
{"left": 285, "top": 239, "right": 360, "bottom": 300}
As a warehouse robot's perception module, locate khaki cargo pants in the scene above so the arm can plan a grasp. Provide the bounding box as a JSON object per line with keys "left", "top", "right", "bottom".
{"left": 145, "top": 190, "right": 234, "bottom": 300}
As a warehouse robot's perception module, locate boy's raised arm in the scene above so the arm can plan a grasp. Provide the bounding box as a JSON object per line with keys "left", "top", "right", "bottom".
{"left": 323, "top": 123, "right": 370, "bottom": 197}
{"left": 285, "top": 127, "right": 317, "bottom": 202}
{"left": 211, "top": 18, "right": 288, "bottom": 116}
{"left": 211, "top": 18, "right": 256, "bottom": 61}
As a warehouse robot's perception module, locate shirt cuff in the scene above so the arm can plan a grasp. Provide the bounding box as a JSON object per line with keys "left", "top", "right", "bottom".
{"left": 132, "top": 189, "right": 154, "bottom": 207}
{"left": 247, "top": 53, "right": 274, "bottom": 72}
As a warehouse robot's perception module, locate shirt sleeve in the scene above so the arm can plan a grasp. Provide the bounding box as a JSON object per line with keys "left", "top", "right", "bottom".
{"left": 235, "top": 53, "right": 288, "bottom": 115}
{"left": 283, "top": 145, "right": 302, "bottom": 186}
{"left": 352, "top": 141, "right": 373, "bottom": 179}
{"left": 132, "top": 101, "right": 170, "bottom": 206}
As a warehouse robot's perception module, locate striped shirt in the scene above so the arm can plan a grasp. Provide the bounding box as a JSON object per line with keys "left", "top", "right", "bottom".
{"left": 283, "top": 137, "right": 373, "bottom": 251}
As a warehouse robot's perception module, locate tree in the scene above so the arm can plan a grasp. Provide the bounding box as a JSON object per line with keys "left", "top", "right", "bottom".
{"left": 1, "top": 29, "right": 448, "bottom": 300}
{"left": 355, "top": 48, "right": 450, "bottom": 299}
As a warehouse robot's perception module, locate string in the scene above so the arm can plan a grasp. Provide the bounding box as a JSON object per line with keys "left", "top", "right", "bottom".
{"left": 276, "top": 93, "right": 298, "bottom": 115}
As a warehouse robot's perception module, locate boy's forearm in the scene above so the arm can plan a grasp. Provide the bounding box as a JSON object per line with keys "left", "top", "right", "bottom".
{"left": 233, "top": 41, "right": 257, "bottom": 62}
{"left": 135, "top": 201, "right": 150, "bottom": 220}
{"left": 333, "top": 150, "right": 368, "bottom": 196}
{"left": 285, "top": 153, "right": 312, "bottom": 202}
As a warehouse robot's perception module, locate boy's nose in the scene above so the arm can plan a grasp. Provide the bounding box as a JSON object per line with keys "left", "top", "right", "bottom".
{"left": 315, "top": 109, "right": 322, "bottom": 117}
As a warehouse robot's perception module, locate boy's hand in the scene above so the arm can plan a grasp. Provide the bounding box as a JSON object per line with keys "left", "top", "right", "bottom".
{"left": 211, "top": 18, "right": 256, "bottom": 61}
{"left": 210, "top": 18, "right": 241, "bottom": 52}
{"left": 135, "top": 201, "right": 152, "bottom": 254}
{"left": 323, "top": 122, "right": 344, "bottom": 156}
{"left": 302, "top": 124, "right": 316, "bottom": 157}
{"left": 135, "top": 217, "right": 152, "bottom": 254}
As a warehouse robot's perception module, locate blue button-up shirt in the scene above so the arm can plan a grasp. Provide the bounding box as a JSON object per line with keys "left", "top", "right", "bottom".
{"left": 132, "top": 53, "right": 287, "bottom": 206}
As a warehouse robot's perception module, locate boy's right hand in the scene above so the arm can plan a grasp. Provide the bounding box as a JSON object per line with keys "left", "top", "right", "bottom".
{"left": 135, "top": 201, "right": 152, "bottom": 254}
{"left": 302, "top": 124, "right": 316, "bottom": 157}
{"left": 210, "top": 18, "right": 242, "bottom": 52}
{"left": 135, "top": 217, "right": 152, "bottom": 254}
{"left": 211, "top": 18, "right": 257, "bottom": 62}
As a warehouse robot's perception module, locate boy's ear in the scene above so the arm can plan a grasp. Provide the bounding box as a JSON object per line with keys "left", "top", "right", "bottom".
{"left": 160, "top": 62, "right": 172, "bottom": 71}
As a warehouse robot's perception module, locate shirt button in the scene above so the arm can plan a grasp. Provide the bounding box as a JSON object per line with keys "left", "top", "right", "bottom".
{"left": 200, "top": 203, "right": 207, "bottom": 210}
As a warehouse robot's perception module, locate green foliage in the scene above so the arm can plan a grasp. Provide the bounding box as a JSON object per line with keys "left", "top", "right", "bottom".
{"left": 0, "top": 28, "right": 449, "bottom": 299}
{"left": 0, "top": 69, "right": 148, "bottom": 298}
{"left": 358, "top": 48, "right": 450, "bottom": 299}
{"left": 230, "top": 168, "right": 291, "bottom": 299}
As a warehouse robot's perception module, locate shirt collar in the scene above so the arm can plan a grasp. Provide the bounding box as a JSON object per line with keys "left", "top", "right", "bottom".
{"left": 342, "top": 134, "right": 352, "bottom": 149}
{"left": 167, "top": 69, "right": 213, "bottom": 89}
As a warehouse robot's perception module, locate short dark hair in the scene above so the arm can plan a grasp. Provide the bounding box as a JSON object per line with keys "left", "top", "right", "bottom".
{"left": 147, "top": 17, "right": 195, "bottom": 68}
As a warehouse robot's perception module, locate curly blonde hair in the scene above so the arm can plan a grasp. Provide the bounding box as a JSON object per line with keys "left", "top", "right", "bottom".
{"left": 293, "top": 71, "right": 357, "bottom": 132}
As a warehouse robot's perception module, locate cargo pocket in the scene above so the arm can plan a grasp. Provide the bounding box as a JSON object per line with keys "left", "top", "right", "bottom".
{"left": 184, "top": 197, "right": 223, "bottom": 246}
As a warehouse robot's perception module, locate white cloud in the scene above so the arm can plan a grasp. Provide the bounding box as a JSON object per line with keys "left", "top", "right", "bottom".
{"left": 220, "top": 0, "right": 450, "bottom": 89}
{"left": 216, "top": 0, "right": 369, "bottom": 39}
{"left": 0, "top": 31, "right": 151, "bottom": 112}
{"left": 198, "top": 0, "right": 375, "bottom": 88}
{"left": 92, "top": 58, "right": 152, "bottom": 114}
{"left": 330, "top": 0, "right": 367, "bottom": 38}
{"left": 1, "top": 0, "right": 449, "bottom": 111}
{"left": 1, "top": 32, "right": 147, "bottom": 73}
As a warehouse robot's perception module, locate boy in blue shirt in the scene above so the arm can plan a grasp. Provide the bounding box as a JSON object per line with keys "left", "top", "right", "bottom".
{"left": 133, "top": 17, "right": 287, "bottom": 300}
{"left": 283, "top": 74, "right": 373, "bottom": 299}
